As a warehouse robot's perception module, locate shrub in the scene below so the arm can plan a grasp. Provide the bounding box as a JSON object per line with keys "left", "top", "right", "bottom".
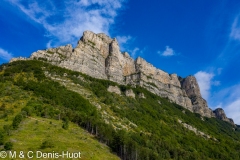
{"left": 12, "top": 114, "right": 23, "bottom": 129}
{"left": 4, "top": 142, "right": 13, "bottom": 150}
{"left": 62, "top": 118, "right": 69, "bottom": 130}
{"left": 0, "top": 131, "right": 4, "bottom": 145}
{"left": 40, "top": 140, "right": 54, "bottom": 149}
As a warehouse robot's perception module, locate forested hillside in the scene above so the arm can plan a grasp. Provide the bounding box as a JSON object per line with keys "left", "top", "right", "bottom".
{"left": 0, "top": 60, "right": 240, "bottom": 159}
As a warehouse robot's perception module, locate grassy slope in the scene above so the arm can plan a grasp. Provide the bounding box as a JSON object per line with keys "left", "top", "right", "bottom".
{"left": 9, "top": 117, "right": 119, "bottom": 160}
{"left": 1, "top": 60, "right": 240, "bottom": 159}
{"left": 0, "top": 79, "right": 119, "bottom": 160}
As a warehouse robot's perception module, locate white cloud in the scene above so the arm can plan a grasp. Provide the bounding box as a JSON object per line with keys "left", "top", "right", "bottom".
{"left": 211, "top": 84, "right": 240, "bottom": 105}
{"left": 46, "top": 40, "right": 53, "bottom": 49}
{"left": 205, "top": 82, "right": 240, "bottom": 125}
{"left": 127, "top": 47, "right": 147, "bottom": 59}
{"left": 130, "top": 47, "right": 139, "bottom": 58}
{"left": 230, "top": 15, "right": 240, "bottom": 40}
{"left": 208, "top": 83, "right": 240, "bottom": 124}
{"left": 9, "top": 0, "right": 126, "bottom": 46}
{"left": 224, "top": 99, "right": 240, "bottom": 124}
{"left": 194, "top": 71, "right": 214, "bottom": 100}
{"left": 212, "top": 80, "right": 221, "bottom": 86}
{"left": 116, "top": 35, "right": 132, "bottom": 51}
{"left": 116, "top": 36, "right": 146, "bottom": 59}
{"left": 213, "top": 85, "right": 240, "bottom": 124}
{"left": 158, "top": 46, "right": 175, "bottom": 56}
{"left": 0, "top": 48, "right": 13, "bottom": 61}
{"left": 116, "top": 36, "right": 132, "bottom": 44}
{"left": 213, "top": 103, "right": 222, "bottom": 109}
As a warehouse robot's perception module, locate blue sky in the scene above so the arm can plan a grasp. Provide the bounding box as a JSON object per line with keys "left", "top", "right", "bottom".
{"left": 1, "top": 0, "right": 240, "bottom": 124}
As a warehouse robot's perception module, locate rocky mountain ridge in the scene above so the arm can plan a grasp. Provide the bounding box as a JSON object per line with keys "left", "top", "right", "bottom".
{"left": 10, "top": 31, "right": 235, "bottom": 125}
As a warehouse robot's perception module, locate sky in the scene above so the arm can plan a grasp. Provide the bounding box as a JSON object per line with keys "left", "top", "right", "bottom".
{"left": 0, "top": 0, "right": 240, "bottom": 124}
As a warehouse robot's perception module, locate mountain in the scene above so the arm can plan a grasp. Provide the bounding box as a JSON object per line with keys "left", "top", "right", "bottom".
{"left": 11, "top": 31, "right": 234, "bottom": 125}
{"left": 1, "top": 31, "right": 239, "bottom": 159}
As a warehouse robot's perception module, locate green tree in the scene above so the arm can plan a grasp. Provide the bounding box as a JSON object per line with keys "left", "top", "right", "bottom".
{"left": 12, "top": 114, "right": 23, "bottom": 129}
{"left": 62, "top": 118, "right": 69, "bottom": 130}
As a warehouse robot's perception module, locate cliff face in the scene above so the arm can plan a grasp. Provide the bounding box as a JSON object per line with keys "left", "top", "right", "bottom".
{"left": 12, "top": 31, "right": 234, "bottom": 124}
{"left": 213, "top": 108, "right": 235, "bottom": 125}
{"left": 180, "top": 76, "right": 214, "bottom": 118}
{"left": 128, "top": 57, "right": 193, "bottom": 112}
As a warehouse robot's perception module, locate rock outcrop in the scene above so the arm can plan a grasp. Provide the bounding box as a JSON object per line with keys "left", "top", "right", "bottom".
{"left": 180, "top": 76, "right": 214, "bottom": 118}
{"left": 138, "top": 93, "right": 146, "bottom": 99}
{"left": 125, "top": 89, "right": 135, "bottom": 98}
{"left": 178, "top": 119, "right": 216, "bottom": 140}
{"left": 11, "top": 30, "right": 234, "bottom": 124}
{"left": 10, "top": 57, "right": 27, "bottom": 63}
{"left": 107, "top": 86, "right": 121, "bottom": 95}
{"left": 213, "top": 108, "right": 235, "bottom": 125}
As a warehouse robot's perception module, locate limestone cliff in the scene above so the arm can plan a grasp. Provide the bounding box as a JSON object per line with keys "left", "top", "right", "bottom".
{"left": 180, "top": 76, "right": 214, "bottom": 118}
{"left": 11, "top": 30, "right": 234, "bottom": 124}
{"left": 213, "top": 108, "right": 235, "bottom": 125}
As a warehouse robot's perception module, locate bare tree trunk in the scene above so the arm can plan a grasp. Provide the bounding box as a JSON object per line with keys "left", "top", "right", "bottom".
{"left": 96, "top": 126, "right": 98, "bottom": 136}
{"left": 135, "top": 149, "right": 138, "bottom": 160}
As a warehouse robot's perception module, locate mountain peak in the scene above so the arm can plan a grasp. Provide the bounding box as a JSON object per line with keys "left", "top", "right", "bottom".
{"left": 10, "top": 31, "right": 235, "bottom": 125}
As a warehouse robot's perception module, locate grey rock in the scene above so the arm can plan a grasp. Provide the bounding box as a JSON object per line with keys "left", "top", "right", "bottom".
{"left": 125, "top": 89, "right": 135, "bottom": 98}
{"left": 138, "top": 93, "right": 146, "bottom": 99}
{"left": 107, "top": 86, "right": 121, "bottom": 95}
{"left": 10, "top": 57, "right": 27, "bottom": 62}
{"left": 10, "top": 30, "right": 234, "bottom": 124}
{"left": 178, "top": 119, "right": 214, "bottom": 140}
{"left": 180, "top": 76, "right": 214, "bottom": 118}
{"left": 213, "top": 108, "right": 235, "bottom": 126}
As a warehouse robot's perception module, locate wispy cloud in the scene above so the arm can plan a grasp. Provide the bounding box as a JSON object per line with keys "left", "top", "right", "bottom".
{"left": 128, "top": 47, "right": 147, "bottom": 59}
{"left": 230, "top": 15, "right": 240, "bottom": 40}
{"left": 211, "top": 84, "right": 240, "bottom": 124}
{"left": 217, "top": 68, "right": 223, "bottom": 75}
{"left": 213, "top": 15, "right": 240, "bottom": 64}
{"left": 116, "top": 35, "right": 132, "bottom": 51}
{"left": 195, "top": 70, "right": 240, "bottom": 124}
{"left": 8, "top": 0, "right": 126, "bottom": 47}
{"left": 195, "top": 71, "right": 214, "bottom": 100}
{"left": 224, "top": 99, "right": 240, "bottom": 124}
{"left": 195, "top": 71, "right": 220, "bottom": 101}
{"left": 115, "top": 35, "right": 147, "bottom": 59}
{"left": 0, "top": 48, "right": 13, "bottom": 61}
{"left": 212, "top": 80, "right": 221, "bottom": 86}
{"left": 46, "top": 40, "right": 53, "bottom": 49}
{"left": 116, "top": 35, "right": 147, "bottom": 59}
{"left": 205, "top": 14, "right": 240, "bottom": 124}
{"left": 211, "top": 84, "right": 240, "bottom": 107}
{"left": 130, "top": 47, "right": 139, "bottom": 58}
{"left": 157, "top": 46, "right": 175, "bottom": 56}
